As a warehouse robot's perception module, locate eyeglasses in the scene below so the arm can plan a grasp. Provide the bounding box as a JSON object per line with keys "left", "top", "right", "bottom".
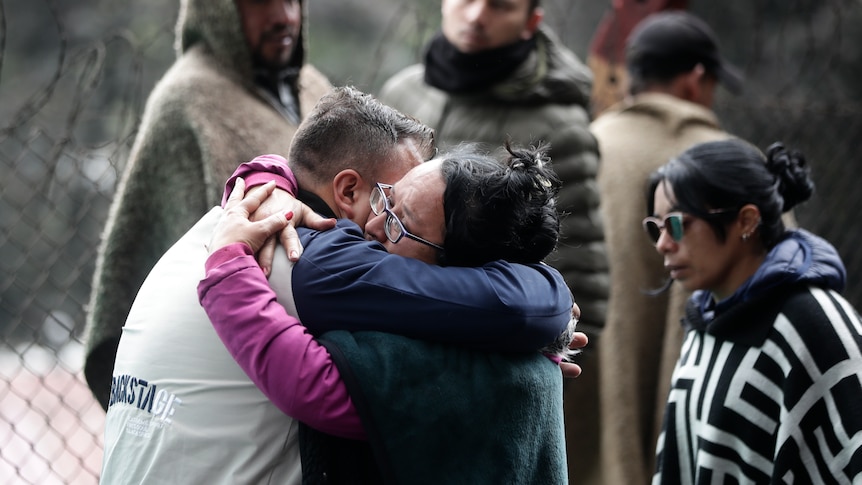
{"left": 642, "top": 208, "right": 739, "bottom": 243}
{"left": 370, "top": 183, "right": 445, "bottom": 252}
{"left": 643, "top": 212, "right": 685, "bottom": 243}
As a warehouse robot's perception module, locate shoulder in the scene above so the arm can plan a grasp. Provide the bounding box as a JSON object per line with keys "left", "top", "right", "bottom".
{"left": 778, "top": 286, "right": 858, "bottom": 328}
{"left": 142, "top": 49, "right": 249, "bottom": 122}
{"left": 299, "top": 64, "right": 330, "bottom": 83}
{"left": 521, "top": 101, "right": 593, "bottom": 135}
{"left": 535, "top": 27, "right": 593, "bottom": 104}
{"left": 379, "top": 64, "right": 447, "bottom": 126}
{"left": 593, "top": 94, "right": 721, "bottom": 132}
{"left": 379, "top": 64, "right": 431, "bottom": 107}
{"left": 161, "top": 47, "right": 238, "bottom": 91}
{"left": 591, "top": 95, "right": 730, "bottom": 165}
{"left": 130, "top": 53, "right": 245, "bottom": 155}
{"left": 765, "top": 287, "right": 862, "bottom": 388}
{"left": 295, "top": 221, "right": 386, "bottom": 267}
{"left": 755, "top": 286, "right": 862, "bottom": 360}
{"left": 298, "top": 64, "right": 333, "bottom": 98}
{"left": 380, "top": 64, "right": 426, "bottom": 94}
{"left": 300, "top": 219, "right": 365, "bottom": 241}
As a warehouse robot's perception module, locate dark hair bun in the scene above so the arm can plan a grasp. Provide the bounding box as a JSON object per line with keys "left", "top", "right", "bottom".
{"left": 439, "top": 141, "right": 562, "bottom": 266}
{"left": 503, "top": 141, "right": 561, "bottom": 196}
{"left": 765, "top": 142, "right": 814, "bottom": 212}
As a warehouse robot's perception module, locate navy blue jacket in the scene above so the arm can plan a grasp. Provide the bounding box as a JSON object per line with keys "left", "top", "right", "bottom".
{"left": 292, "top": 218, "right": 573, "bottom": 351}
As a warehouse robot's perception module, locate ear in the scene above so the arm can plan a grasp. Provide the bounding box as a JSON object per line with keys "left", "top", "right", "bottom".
{"left": 521, "top": 8, "right": 543, "bottom": 40}
{"left": 672, "top": 64, "right": 703, "bottom": 103}
{"left": 736, "top": 204, "right": 762, "bottom": 239}
{"left": 332, "top": 169, "right": 365, "bottom": 220}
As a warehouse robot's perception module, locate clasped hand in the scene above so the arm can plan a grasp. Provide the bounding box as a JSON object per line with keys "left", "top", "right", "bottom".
{"left": 207, "top": 178, "right": 335, "bottom": 275}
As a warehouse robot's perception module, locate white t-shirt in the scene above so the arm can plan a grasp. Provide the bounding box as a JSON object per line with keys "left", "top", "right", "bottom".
{"left": 101, "top": 208, "right": 301, "bottom": 484}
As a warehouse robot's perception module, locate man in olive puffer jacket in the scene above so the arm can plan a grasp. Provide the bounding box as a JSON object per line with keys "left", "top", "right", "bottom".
{"left": 379, "top": 1, "right": 607, "bottom": 483}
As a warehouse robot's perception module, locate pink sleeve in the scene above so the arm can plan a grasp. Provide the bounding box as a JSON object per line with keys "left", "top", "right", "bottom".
{"left": 198, "top": 243, "right": 366, "bottom": 440}
{"left": 222, "top": 154, "right": 299, "bottom": 206}
{"left": 544, "top": 353, "right": 563, "bottom": 365}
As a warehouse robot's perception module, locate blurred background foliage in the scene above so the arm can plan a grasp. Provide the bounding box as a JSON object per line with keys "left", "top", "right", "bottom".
{"left": 1, "top": 0, "right": 861, "bottom": 482}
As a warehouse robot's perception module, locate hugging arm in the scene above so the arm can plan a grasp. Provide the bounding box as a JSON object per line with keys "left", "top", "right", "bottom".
{"left": 221, "top": 154, "right": 335, "bottom": 273}
{"left": 198, "top": 241, "right": 365, "bottom": 440}
{"left": 225, "top": 155, "right": 575, "bottom": 351}
{"left": 291, "top": 223, "right": 573, "bottom": 352}
{"left": 199, "top": 177, "right": 580, "bottom": 437}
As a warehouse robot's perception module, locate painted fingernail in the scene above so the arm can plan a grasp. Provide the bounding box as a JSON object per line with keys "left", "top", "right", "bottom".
{"left": 284, "top": 211, "right": 294, "bottom": 220}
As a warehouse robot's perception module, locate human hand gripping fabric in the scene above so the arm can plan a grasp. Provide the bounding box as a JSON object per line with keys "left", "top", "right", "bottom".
{"left": 208, "top": 177, "right": 335, "bottom": 257}
{"left": 249, "top": 182, "right": 336, "bottom": 275}
{"left": 561, "top": 332, "right": 588, "bottom": 378}
{"left": 560, "top": 302, "right": 587, "bottom": 379}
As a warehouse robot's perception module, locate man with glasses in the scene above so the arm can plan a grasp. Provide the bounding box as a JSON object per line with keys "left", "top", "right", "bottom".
{"left": 103, "top": 86, "right": 580, "bottom": 483}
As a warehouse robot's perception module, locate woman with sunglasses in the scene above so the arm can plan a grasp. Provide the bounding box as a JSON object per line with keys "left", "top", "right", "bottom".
{"left": 644, "top": 138, "right": 862, "bottom": 483}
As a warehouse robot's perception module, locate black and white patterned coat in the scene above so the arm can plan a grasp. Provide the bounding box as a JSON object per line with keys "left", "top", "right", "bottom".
{"left": 654, "top": 230, "right": 862, "bottom": 484}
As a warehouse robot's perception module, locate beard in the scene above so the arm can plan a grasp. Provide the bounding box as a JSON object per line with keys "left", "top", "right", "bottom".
{"left": 251, "top": 30, "right": 299, "bottom": 71}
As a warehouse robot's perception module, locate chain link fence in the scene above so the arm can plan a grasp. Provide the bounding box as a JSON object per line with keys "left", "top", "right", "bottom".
{"left": 2, "top": 0, "right": 860, "bottom": 483}
{"left": 1, "top": 0, "right": 173, "bottom": 481}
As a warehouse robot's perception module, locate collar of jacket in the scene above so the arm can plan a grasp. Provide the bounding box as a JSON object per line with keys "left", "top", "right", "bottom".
{"left": 685, "top": 229, "right": 846, "bottom": 344}
{"left": 424, "top": 27, "right": 592, "bottom": 107}
{"left": 609, "top": 92, "right": 723, "bottom": 134}
{"left": 493, "top": 27, "right": 592, "bottom": 106}
{"left": 297, "top": 188, "right": 338, "bottom": 219}
{"left": 423, "top": 32, "right": 536, "bottom": 94}
{"left": 254, "top": 67, "right": 302, "bottom": 123}
{"left": 683, "top": 285, "right": 791, "bottom": 346}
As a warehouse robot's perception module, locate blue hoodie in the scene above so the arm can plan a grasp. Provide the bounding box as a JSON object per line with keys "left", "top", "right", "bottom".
{"left": 693, "top": 229, "right": 846, "bottom": 325}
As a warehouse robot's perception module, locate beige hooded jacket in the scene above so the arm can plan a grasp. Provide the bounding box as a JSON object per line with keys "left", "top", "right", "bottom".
{"left": 84, "top": 0, "right": 330, "bottom": 408}
{"left": 592, "top": 93, "right": 733, "bottom": 485}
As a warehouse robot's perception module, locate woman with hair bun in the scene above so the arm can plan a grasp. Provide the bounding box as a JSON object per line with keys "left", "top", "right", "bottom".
{"left": 643, "top": 139, "right": 862, "bottom": 483}
{"left": 201, "top": 142, "right": 579, "bottom": 484}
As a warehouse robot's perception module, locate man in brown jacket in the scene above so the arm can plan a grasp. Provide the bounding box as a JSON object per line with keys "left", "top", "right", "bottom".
{"left": 83, "top": 0, "right": 331, "bottom": 409}
{"left": 591, "top": 11, "right": 742, "bottom": 485}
